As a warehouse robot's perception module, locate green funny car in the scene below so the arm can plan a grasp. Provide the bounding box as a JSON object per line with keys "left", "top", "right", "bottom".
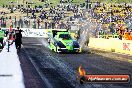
{"left": 48, "top": 29, "right": 81, "bottom": 53}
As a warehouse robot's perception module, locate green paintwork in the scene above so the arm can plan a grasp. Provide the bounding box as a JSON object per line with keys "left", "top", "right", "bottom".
{"left": 0, "top": 30, "right": 4, "bottom": 39}
{"left": 49, "top": 30, "right": 80, "bottom": 53}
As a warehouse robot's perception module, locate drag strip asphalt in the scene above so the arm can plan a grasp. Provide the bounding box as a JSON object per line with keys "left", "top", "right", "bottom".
{"left": 18, "top": 37, "right": 132, "bottom": 88}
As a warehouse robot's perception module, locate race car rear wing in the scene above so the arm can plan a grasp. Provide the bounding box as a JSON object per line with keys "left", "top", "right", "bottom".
{"left": 47, "top": 29, "right": 68, "bottom": 38}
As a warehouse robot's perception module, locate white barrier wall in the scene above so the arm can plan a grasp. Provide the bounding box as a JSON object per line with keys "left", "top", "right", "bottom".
{"left": 2, "top": 28, "right": 67, "bottom": 38}
{"left": 21, "top": 28, "right": 49, "bottom": 38}
{"left": 89, "top": 38, "right": 132, "bottom": 55}
{"left": 21, "top": 29, "right": 67, "bottom": 38}
{"left": 0, "top": 43, "right": 25, "bottom": 88}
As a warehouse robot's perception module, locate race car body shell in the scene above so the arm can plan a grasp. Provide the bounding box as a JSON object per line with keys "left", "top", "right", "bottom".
{"left": 48, "top": 29, "right": 81, "bottom": 53}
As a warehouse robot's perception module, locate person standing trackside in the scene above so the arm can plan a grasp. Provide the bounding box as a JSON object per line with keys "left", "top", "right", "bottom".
{"left": 37, "top": 18, "right": 40, "bottom": 29}
{"left": 15, "top": 27, "right": 23, "bottom": 51}
{"left": 14, "top": 16, "right": 17, "bottom": 28}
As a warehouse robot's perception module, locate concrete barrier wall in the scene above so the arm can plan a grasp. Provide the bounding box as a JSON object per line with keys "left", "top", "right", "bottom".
{"left": 21, "top": 28, "right": 49, "bottom": 38}
{"left": 0, "top": 42, "right": 25, "bottom": 88}
{"left": 21, "top": 29, "right": 67, "bottom": 38}
{"left": 2, "top": 28, "right": 67, "bottom": 38}
{"left": 89, "top": 38, "right": 132, "bottom": 55}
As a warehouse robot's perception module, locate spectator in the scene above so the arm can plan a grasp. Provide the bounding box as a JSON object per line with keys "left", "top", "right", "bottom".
{"left": 37, "top": 18, "right": 40, "bottom": 29}
{"left": 14, "top": 27, "right": 23, "bottom": 51}
{"left": 14, "top": 16, "right": 17, "bottom": 28}
{"left": 18, "top": 17, "right": 23, "bottom": 28}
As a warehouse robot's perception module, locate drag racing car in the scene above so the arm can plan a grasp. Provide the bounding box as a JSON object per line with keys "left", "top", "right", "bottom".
{"left": 48, "top": 29, "right": 81, "bottom": 53}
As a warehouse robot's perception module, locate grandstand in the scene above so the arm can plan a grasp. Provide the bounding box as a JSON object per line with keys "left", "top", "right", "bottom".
{"left": 92, "top": 2, "right": 132, "bottom": 40}
{"left": 0, "top": 0, "right": 132, "bottom": 40}
{"left": 0, "top": 0, "right": 85, "bottom": 6}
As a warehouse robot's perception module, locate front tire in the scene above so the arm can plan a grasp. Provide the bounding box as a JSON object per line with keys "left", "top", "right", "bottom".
{"left": 55, "top": 46, "right": 61, "bottom": 53}
{"left": 55, "top": 46, "right": 58, "bottom": 52}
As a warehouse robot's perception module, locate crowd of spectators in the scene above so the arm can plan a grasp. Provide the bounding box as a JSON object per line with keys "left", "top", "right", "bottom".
{"left": 87, "top": 3, "right": 132, "bottom": 40}
{"left": 1, "top": 1, "right": 132, "bottom": 40}
{"left": 0, "top": 1, "right": 84, "bottom": 30}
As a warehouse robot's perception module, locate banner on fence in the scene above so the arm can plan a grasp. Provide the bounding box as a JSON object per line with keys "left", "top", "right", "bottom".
{"left": 89, "top": 38, "right": 132, "bottom": 55}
